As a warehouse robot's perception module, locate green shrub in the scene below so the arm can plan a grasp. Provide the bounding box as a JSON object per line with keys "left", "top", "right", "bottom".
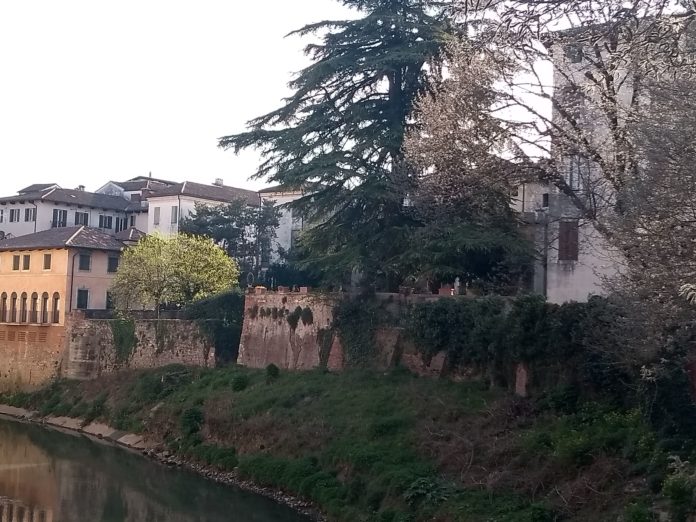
{"left": 189, "top": 443, "right": 238, "bottom": 470}
{"left": 623, "top": 501, "right": 656, "bottom": 522}
{"left": 69, "top": 401, "right": 89, "bottom": 418}
{"left": 83, "top": 392, "right": 108, "bottom": 424}
{"left": 266, "top": 364, "right": 280, "bottom": 382}
{"left": 232, "top": 374, "right": 250, "bottom": 392}
{"left": 180, "top": 406, "right": 204, "bottom": 435}
{"left": 403, "top": 477, "right": 451, "bottom": 507}
{"left": 39, "top": 394, "right": 61, "bottom": 417}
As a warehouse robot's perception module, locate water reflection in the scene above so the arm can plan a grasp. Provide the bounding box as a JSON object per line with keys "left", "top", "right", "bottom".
{"left": 0, "top": 419, "right": 308, "bottom": 522}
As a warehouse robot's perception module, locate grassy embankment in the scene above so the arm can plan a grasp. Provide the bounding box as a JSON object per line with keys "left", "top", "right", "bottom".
{"left": 1, "top": 365, "right": 666, "bottom": 522}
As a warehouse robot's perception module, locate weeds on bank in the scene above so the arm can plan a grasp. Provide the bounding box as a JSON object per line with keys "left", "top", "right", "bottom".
{"left": 4, "top": 366, "right": 690, "bottom": 521}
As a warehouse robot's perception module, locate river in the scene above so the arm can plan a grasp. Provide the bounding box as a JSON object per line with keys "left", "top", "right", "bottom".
{"left": 0, "top": 418, "right": 310, "bottom": 522}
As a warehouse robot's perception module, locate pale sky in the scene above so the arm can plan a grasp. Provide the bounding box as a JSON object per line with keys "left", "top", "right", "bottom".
{"left": 0, "top": 0, "right": 353, "bottom": 195}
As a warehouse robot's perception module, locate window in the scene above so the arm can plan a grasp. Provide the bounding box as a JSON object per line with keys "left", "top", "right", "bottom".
{"left": 78, "top": 253, "right": 91, "bottom": 271}
{"left": 22, "top": 254, "right": 30, "bottom": 270}
{"left": 558, "top": 220, "right": 579, "bottom": 261}
{"left": 568, "top": 156, "right": 590, "bottom": 191}
{"left": 30, "top": 293, "right": 38, "bottom": 323}
{"left": 9, "top": 209, "right": 20, "bottom": 222}
{"left": 52, "top": 293, "right": 60, "bottom": 323}
{"left": 153, "top": 207, "right": 161, "bottom": 225}
{"left": 564, "top": 43, "right": 584, "bottom": 63}
{"left": 41, "top": 293, "right": 49, "bottom": 323}
{"left": 12, "top": 255, "right": 19, "bottom": 271}
{"left": 52, "top": 209, "right": 67, "bottom": 227}
{"left": 98, "top": 215, "right": 113, "bottom": 229}
{"left": 43, "top": 254, "right": 52, "bottom": 270}
{"left": 0, "top": 210, "right": 3, "bottom": 223}
{"left": 171, "top": 205, "right": 178, "bottom": 224}
{"left": 20, "top": 293, "right": 27, "bottom": 322}
{"left": 542, "top": 193, "right": 549, "bottom": 208}
{"left": 107, "top": 256, "right": 119, "bottom": 273}
{"left": 115, "top": 217, "right": 126, "bottom": 233}
{"left": 10, "top": 293, "right": 17, "bottom": 322}
{"left": 24, "top": 208, "right": 36, "bottom": 222}
{"left": 129, "top": 215, "right": 136, "bottom": 227}
{"left": 76, "top": 289, "right": 89, "bottom": 310}
{"left": 106, "top": 291, "right": 114, "bottom": 310}
{"left": 75, "top": 211, "right": 89, "bottom": 226}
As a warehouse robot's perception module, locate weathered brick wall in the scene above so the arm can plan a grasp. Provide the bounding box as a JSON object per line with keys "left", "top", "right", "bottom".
{"left": 0, "top": 325, "right": 67, "bottom": 392}
{"left": 238, "top": 292, "right": 344, "bottom": 370}
{"left": 66, "top": 314, "right": 215, "bottom": 380}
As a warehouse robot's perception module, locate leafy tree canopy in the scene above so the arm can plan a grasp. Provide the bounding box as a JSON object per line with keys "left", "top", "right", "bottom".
{"left": 219, "top": 0, "right": 458, "bottom": 283}
{"left": 110, "top": 234, "right": 239, "bottom": 314}
{"left": 180, "top": 199, "right": 280, "bottom": 282}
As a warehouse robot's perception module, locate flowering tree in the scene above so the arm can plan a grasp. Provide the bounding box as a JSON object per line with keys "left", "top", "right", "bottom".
{"left": 110, "top": 234, "right": 239, "bottom": 315}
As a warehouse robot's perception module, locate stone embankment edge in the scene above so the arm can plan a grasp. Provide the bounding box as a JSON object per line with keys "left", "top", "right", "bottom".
{"left": 0, "top": 403, "right": 324, "bottom": 521}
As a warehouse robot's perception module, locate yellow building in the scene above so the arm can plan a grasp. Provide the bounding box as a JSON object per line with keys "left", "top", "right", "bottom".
{"left": 0, "top": 226, "right": 124, "bottom": 325}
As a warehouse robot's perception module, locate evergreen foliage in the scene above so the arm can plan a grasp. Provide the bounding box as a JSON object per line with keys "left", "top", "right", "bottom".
{"left": 180, "top": 199, "right": 280, "bottom": 284}
{"left": 407, "top": 295, "right": 634, "bottom": 395}
{"left": 219, "top": 0, "right": 457, "bottom": 281}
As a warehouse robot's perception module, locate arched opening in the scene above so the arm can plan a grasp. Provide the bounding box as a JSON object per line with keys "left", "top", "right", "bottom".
{"left": 41, "top": 293, "right": 49, "bottom": 324}
{"left": 20, "top": 292, "right": 28, "bottom": 323}
{"left": 0, "top": 293, "right": 7, "bottom": 323}
{"left": 10, "top": 293, "right": 17, "bottom": 323}
{"left": 30, "top": 292, "right": 38, "bottom": 323}
{"left": 52, "top": 293, "right": 60, "bottom": 324}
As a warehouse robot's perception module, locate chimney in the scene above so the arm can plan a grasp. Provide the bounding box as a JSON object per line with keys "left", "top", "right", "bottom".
{"left": 213, "top": 178, "right": 224, "bottom": 187}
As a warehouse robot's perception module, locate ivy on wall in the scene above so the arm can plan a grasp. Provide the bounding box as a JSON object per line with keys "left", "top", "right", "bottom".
{"left": 183, "top": 291, "right": 245, "bottom": 364}
{"left": 333, "top": 297, "right": 385, "bottom": 367}
{"left": 406, "top": 295, "right": 633, "bottom": 395}
{"left": 111, "top": 318, "right": 137, "bottom": 364}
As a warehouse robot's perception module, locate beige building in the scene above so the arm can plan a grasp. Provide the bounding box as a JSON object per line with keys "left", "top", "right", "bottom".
{"left": 0, "top": 226, "right": 124, "bottom": 325}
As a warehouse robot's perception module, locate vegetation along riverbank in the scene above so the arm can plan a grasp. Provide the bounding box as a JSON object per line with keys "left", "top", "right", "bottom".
{"left": 2, "top": 362, "right": 692, "bottom": 522}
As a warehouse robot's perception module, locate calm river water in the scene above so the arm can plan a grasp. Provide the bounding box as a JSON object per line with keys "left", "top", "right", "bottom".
{"left": 0, "top": 418, "right": 309, "bottom": 522}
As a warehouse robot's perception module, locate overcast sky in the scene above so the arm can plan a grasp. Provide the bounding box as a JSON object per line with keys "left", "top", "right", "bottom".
{"left": 0, "top": 1, "right": 353, "bottom": 195}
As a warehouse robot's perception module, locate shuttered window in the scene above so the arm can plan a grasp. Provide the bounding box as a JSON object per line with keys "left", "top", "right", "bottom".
{"left": 558, "top": 220, "right": 579, "bottom": 261}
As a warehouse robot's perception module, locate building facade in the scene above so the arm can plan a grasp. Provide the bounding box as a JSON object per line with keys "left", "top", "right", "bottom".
{"left": 0, "top": 227, "right": 124, "bottom": 325}
{"left": 144, "top": 179, "right": 261, "bottom": 236}
{"left": 259, "top": 185, "right": 306, "bottom": 261}
{"left": 522, "top": 31, "right": 633, "bottom": 303}
{"left": 0, "top": 185, "right": 131, "bottom": 240}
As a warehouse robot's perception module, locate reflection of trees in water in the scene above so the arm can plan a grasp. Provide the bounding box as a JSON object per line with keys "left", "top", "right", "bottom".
{"left": 0, "top": 420, "right": 308, "bottom": 522}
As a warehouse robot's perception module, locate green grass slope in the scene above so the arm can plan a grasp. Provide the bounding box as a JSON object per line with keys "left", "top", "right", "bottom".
{"left": 1, "top": 366, "right": 671, "bottom": 521}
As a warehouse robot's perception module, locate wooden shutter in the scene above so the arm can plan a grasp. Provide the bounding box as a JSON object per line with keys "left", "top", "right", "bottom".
{"left": 558, "top": 220, "right": 579, "bottom": 261}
